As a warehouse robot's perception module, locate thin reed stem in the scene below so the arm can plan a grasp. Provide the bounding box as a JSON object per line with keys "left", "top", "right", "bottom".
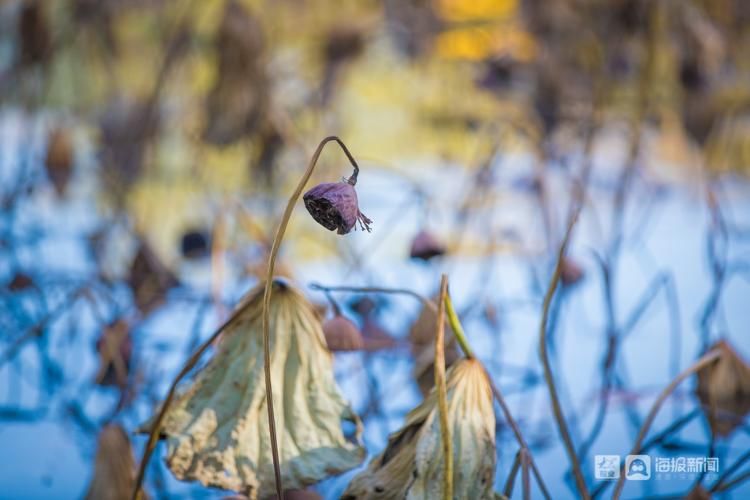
{"left": 435, "top": 275, "right": 452, "bottom": 500}
{"left": 612, "top": 348, "right": 722, "bottom": 499}
{"left": 309, "top": 283, "right": 438, "bottom": 314}
{"left": 521, "top": 448, "right": 531, "bottom": 500}
{"left": 539, "top": 211, "right": 589, "bottom": 499}
{"left": 503, "top": 450, "right": 522, "bottom": 497}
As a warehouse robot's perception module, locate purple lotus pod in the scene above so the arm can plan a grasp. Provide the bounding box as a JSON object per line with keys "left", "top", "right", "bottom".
{"left": 409, "top": 229, "right": 446, "bottom": 260}
{"left": 303, "top": 179, "right": 372, "bottom": 235}
{"left": 560, "top": 257, "right": 584, "bottom": 286}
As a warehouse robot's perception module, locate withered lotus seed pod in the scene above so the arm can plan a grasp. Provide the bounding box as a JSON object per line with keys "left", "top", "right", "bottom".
{"left": 560, "top": 257, "right": 584, "bottom": 286}
{"left": 696, "top": 340, "right": 750, "bottom": 437}
{"left": 303, "top": 179, "right": 372, "bottom": 235}
{"left": 409, "top": 230, "right": 446, "bottom": 260}
{"left": 323, "top": 315, "right": 364, "bottom": 352}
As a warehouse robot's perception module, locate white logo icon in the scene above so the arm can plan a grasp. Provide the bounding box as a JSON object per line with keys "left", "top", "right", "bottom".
{"left": 595, "top": 455, "right": 621, "bottom": 480}
{"left": 626, "top": 455, "right": 651, "bottom": 480}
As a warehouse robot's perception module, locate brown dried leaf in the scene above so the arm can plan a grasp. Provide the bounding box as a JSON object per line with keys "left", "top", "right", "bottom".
{"left": 696, "top": 340, "right": 750, "bottom": 437}
{"left": 342, "top": 358, "right": 496, "bottom": 499}
{"left": 140, "top": 280, "right": 364, "bottom": 498}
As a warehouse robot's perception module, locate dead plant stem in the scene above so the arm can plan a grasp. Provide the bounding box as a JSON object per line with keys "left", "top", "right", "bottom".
{"left": 435, "top": 275, "right": 452, "bottom": 500}
{"left": 611, "top": 348, "right": 722, "bottom": 499}
{"left": 539, "top": 210, "right": 589, "bottom": 499}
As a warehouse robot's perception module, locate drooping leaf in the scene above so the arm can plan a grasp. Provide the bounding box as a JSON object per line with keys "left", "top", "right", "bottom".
{"left": 342, "top": 358, "right": 496, "bottom": 499}
{"left": 140, "top": 279, "right": 364, "bottom": 498}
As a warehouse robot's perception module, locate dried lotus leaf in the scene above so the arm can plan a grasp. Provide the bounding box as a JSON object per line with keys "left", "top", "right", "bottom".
{"left": 140, "top": 280, "right": 364, "bottom": 498}
{"left": 343, "top": 358, "right": 496, "bottom": 499}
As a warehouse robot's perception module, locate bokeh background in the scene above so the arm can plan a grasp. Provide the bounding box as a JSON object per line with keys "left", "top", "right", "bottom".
{"left": 1, "top": 0, "right": 750, "bottom": 498}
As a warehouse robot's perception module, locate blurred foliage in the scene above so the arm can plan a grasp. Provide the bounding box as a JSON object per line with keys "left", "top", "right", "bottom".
{"left": 2, "top": 0, "right": 749, "bottom": 263}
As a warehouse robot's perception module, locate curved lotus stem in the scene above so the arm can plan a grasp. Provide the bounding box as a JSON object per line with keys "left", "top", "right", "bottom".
{"left": 261, "top": 135, "right": 362, "bottom": 498}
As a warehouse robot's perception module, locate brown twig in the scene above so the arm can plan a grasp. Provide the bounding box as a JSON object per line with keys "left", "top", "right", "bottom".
{"left": 503, "top": 450, "right": 522, "bottom": 497}
{"left": 521, "top": 447, "right": 531, "bottom": 500}
{"left": 308, "top": 283, "right": 438, "bottom": 314}
{"left": 611, "top": 348, "right": 722, "bottom": 499}
{"left": 538, "top": 208, "right": 589, "bottom": 499}
{"left": 488, "top": 377, "right": 552, "bottom": 500}
{"left": 435, "top": 275, "right": 452, "bottom": 500}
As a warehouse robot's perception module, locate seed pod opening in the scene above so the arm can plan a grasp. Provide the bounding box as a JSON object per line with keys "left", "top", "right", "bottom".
{"left": 696, "top": 340, "right": 750, "bottom": 437}
{"left": 303, "top": 181, "right": 372, "bottom": 235}
{"left": 323, "top": 315, "right": 365, "bottom": 352}
{"left": 409, "top": 230, "right": 446, "bottom": 261}
{"left": 139, "top": 280, "right": 364, "bottom": 498}
{"left": 342, "top": 358, "right": 496, "bottom": 499}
